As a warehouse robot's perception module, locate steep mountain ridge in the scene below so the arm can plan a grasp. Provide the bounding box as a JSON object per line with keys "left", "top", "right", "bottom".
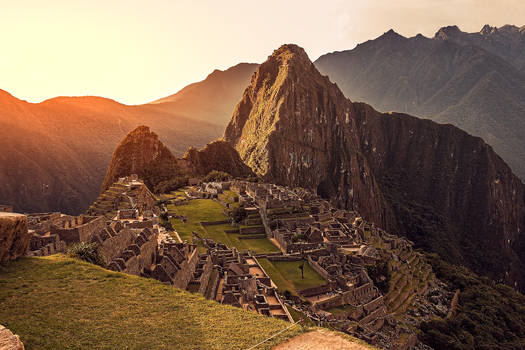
{"left": 180, "top": 140, "right": 254, "bottom": 178}
{"left": 314, "top": 25, "right": 525, "bottom": 180}
{"left": 225, "top": 45, "right": 386, "bottom": 225}
{"left": 224, "top": 44, "right": 525, "bottom": 291}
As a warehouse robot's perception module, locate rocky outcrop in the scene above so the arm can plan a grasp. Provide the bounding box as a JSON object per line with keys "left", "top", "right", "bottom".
{"left": 180, "top": 140, "right": 254, "bottom": 178}
{"left": 0, "top": 325, "right": 24, "bottom": 350}
{"left": 224, "top": 44, "right": 525, "bottom": 291}
{"left": 101, "top": 126, "right": 182, "bottom": 192}
{"left": 0, "top": 213, "right": 30, "bottom": 263}
{"left": 103, "top": 127, "right": 254, "bottom": 193}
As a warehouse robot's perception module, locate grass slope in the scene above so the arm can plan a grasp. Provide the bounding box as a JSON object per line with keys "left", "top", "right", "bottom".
{"left": 0, "top": 255, "right": 303, "bottom": 350}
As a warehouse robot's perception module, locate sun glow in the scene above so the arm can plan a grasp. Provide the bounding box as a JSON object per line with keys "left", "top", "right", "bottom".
{"left": 1, "top": 0, "right": 523, "bottom": 105}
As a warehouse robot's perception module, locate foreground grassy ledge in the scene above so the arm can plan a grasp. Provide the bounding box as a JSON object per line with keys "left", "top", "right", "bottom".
{"left": 0, "top": 255, "right": 303, "bottom": 350}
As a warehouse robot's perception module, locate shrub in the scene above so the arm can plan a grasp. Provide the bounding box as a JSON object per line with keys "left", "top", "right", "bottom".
{"left": 67, "top": 242, "right": 105, "bottom": 267}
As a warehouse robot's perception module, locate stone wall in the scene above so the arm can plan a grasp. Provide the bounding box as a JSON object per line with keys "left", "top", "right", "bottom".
{"left": 106, "top": 228, "right": 159, "bottom": 276}
{"left": 307, "top": 257, "right": 333, "bottom": 281}
{"left": 52, "top": 216, "right": 106, "bottom": 245}
{"left": 172, "top": 246, "right": 200, "bottom": 290}
{"left": 97, "top": 228, "right": 135, "bottom": 264}
{"left": 27, "top": 234, "right": 66, "bottom": 257}
{"left": 200, "top": 220, "right": 230, "bottom": 226}
{"left": 298, "top": 283, "right": 333, "bottom": 297}
{"left": 0, "top": 213, "right": 30, "bottom": 263}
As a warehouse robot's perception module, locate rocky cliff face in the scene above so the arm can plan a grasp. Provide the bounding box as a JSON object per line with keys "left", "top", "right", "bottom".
{"left": 0, "top": 213, "right": 30, "bottom": 263}
{"left": 224, "top": 44, "right": 525, "bottom": 291}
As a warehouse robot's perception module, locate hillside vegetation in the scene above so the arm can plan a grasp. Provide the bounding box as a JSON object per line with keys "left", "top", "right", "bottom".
{"left": 420, "top": 254, "right": 525, "bottom": 350}
{"left": 0, "top": 255, "right": 303, "bottom": 350}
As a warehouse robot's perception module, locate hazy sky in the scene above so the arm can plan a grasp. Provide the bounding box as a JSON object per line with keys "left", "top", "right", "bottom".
{"left": 1, "top": 0, "right": 524, "bottom": 104}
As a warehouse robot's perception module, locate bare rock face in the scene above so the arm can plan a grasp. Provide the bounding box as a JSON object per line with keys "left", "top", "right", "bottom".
{"left": 224, "top": 44, "right": 525, "bottom": 291}
{"left": 0, "top": 325, "right": 24, "bottom": 350}
{"left": 0, "top": 213, "right": 30, "bottom": 263}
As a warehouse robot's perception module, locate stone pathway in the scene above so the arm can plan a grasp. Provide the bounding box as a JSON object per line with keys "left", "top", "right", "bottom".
{"left": 273, "top": 329, "right": 370, "bottom": 350}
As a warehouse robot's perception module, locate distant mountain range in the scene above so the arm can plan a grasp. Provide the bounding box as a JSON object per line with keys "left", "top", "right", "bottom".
{"left": 0, "top": 63, "right": 256, "bottom": 214}
{"left": 315, "top": 24, "right": 525, "bottom": 180}
{"left": 150, "top": 63, "right": 259, "bottom": 126}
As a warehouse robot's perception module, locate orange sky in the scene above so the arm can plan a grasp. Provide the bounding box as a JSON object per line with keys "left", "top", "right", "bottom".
{"left": 1, "top": 0, "right": 524, "bottom": 105}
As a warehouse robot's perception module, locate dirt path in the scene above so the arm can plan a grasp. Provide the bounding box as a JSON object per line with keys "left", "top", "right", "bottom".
{"left": 273, "top": 329, "right": 370, "bottom": 350}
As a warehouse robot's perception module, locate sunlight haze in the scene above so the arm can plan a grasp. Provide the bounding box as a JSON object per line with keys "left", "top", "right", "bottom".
{"left": 1, "top": 0, "right": 524, "bottom": 104}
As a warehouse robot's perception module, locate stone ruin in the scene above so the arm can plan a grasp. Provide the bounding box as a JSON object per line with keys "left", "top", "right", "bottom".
{"left": 227, "top": 180, "right": 439, "bottom": 348}
{"left": 87, "top": 175, "right": 158, "bottom": 219}
{"left": 193, "top": 236, "right": 293, "bottom": 322}
{"left": 25, "top": 213, "right": 105, "bottom": 257}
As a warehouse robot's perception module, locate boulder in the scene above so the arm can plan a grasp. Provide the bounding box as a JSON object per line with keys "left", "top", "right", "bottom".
{"left": 0, "top": 213, "right": 30, "bottom": 263}
{"left": 0, "top": 325, "right": 24, "bottom": 350}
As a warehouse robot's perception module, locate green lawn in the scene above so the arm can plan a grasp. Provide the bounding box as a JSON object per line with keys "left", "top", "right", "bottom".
{"left": 0, "top": 255, "right": 304, "bottom": 350}
{"left": 258, "top": 259, "right": 326, "bottom": 295}
{"left": 168, "top": 199, "right": 279, "bottom": 254}
{"left": 168, "top": 199, "right": 228, "bottom": 241}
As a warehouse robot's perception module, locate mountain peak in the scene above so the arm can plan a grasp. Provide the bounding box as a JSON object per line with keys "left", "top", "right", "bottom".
{"left": 128, "top": 125, "right": 154, "bottom": 137}
{"left": 480, "top": 24, "right": 497, "bottom": 35}
{"left": 377, "top": 29, "right": 405, "bottom": 41}
{"left": 268, "top": 44, "right": 312, "bottom": 68}
{"left": 101, "top": 125, "right": 179, "bottom": 191}
{"left": 434, "top": 25, "right": 462, "bottom": 40}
